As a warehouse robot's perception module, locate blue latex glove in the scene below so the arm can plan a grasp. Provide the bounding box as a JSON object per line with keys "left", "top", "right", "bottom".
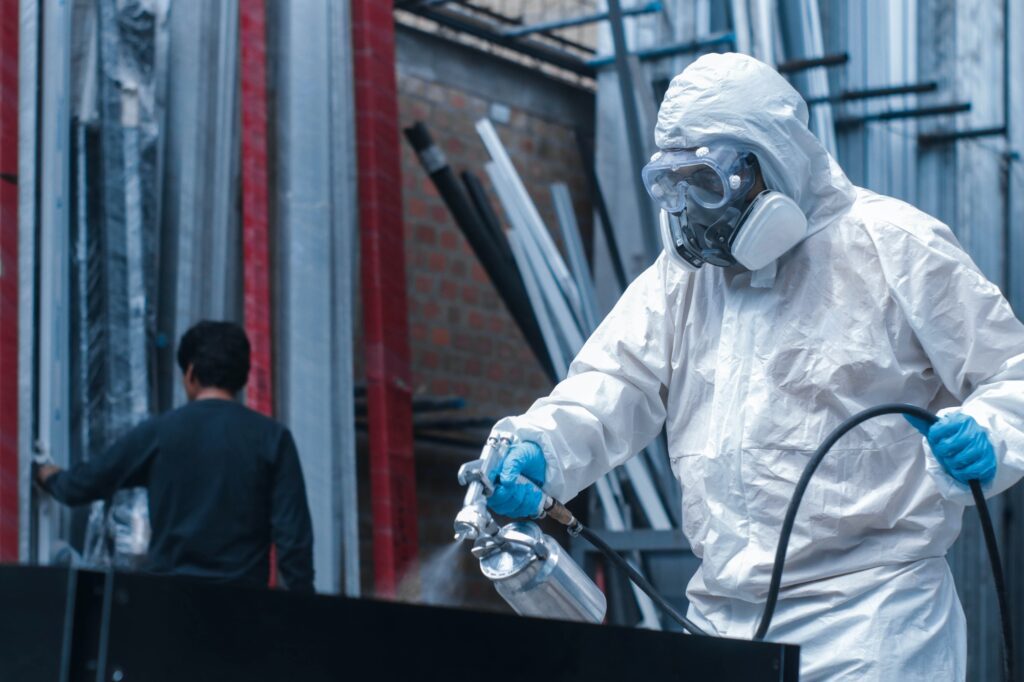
{"left": 487, "top": 441, "right": 547, "bottom": 518}
{"left": 906, "top": 412, "right": 997, "bottom": 484}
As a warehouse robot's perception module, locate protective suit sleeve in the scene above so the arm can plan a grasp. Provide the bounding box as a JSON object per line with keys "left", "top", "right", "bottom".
{"left": 872, "top": 220, "right": 1024, "bottom": 504}
{"left": 493, "top": 256, "right": 675, "bottom": 502}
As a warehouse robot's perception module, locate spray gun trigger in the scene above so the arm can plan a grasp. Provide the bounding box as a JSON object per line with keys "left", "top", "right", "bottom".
{"left": 457, "top": 460, "right": 495, "bottom": 495}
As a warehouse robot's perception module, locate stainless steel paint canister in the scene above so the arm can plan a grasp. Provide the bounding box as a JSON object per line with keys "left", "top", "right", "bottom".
{"left": 479, "top": 522, "right": 606, "bottom": 624}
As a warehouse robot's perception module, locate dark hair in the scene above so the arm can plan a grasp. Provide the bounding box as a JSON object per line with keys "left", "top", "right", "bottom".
{"left": 176, "top": 321, "right": 251, "bottom": 393}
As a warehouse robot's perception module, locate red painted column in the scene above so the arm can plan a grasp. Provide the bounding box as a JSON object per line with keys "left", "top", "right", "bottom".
{"left": 0, "top": 0, "right": 19, "bottom": 562}
{"left": 351, "top": 0, "right": 419, "bottom": 596}
{"left": 239, "top": 0, "right": 275, "bottom": 583}
{"left": 239, "top": 0, "right": 273, "bottom": 419}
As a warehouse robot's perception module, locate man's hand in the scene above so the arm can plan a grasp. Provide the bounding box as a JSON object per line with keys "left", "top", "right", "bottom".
{"left": 32, "top": 440, "right": 61, "bottom": 488}
{"left": 34, "top": 463, "right": 61, "bottom": 487}
{"left": 907, "top": 412, "right": 997, "bottom": 484}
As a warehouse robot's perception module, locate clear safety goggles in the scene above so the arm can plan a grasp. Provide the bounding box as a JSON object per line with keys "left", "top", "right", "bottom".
{"left": 641, "top": 146, "right": 758, "bottom": 213}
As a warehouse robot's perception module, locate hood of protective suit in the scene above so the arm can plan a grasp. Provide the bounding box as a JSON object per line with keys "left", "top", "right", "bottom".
{"left": 655, "top": 52, "right": 856, "bottom": 237}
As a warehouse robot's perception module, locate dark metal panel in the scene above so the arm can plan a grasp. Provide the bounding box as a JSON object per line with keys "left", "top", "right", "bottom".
{"left": 96, "top": 569, "right": 798, "bottom": 681}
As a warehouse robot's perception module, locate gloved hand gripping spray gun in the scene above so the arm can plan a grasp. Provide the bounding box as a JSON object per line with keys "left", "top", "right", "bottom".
{"left": 453, "top": 432, "right": 608, "bottom": 624}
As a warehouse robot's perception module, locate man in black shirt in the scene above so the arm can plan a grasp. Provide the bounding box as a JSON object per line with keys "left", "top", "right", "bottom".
{"left": 35, "top": 321, "right": 315, "bottom": 591}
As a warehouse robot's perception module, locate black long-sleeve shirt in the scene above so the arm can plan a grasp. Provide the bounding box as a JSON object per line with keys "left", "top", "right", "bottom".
{"left": 46, "top": 399, "right": 314, "bottom": 591}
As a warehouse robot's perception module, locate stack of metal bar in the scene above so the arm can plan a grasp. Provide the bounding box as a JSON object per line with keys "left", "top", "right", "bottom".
{"left": 18, "top": 0, "right": 361, "bottom": 596}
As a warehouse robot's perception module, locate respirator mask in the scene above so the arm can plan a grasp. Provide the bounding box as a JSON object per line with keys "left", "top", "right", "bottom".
{"left": 641, "top": 146, "right": 808, "bottom": 272}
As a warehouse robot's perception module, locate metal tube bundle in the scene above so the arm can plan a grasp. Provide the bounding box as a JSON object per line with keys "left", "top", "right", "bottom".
{"left": 403, "top": 122, "right": 556, "bottom": 382}
{"left": 474, "top": 117, "right": 679, "bottom": 629}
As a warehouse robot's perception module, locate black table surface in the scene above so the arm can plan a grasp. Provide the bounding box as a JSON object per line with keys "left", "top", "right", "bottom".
{"left": 0, "top": 564, "right": 799, "bottom": 681}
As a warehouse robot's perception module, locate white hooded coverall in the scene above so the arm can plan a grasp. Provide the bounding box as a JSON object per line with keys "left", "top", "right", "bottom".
{"left": 494, "top": 53, "right": 1024, "bottom": 680}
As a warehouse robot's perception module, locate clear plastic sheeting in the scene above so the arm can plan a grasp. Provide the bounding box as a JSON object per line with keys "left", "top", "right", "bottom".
{"left": 82, "top": 488, "right": 152, "bottom": 570}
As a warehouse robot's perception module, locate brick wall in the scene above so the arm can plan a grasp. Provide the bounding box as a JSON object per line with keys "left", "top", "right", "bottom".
{"left": 400, "top": 78, "right": 561, "bottom": 418}
{"left": 355, "top": 26, "right": 596, "bottom": 606}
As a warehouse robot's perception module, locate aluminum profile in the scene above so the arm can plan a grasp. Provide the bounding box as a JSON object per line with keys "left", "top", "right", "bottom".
{"left": 17, "top": 0, "right": 39, "bottom": 562}
{"left": 32, "top": 0, "right": 74, "bottom": 564}
{"left": 272, "top": 0, "right": 359, "bottom": 595}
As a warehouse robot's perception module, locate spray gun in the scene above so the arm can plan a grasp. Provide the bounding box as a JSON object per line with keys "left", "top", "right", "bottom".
{"left": 454, "top": 433, "right": 708, "bottom": 634}
{"left": 454, "top": 432, "right": 606, "bottom": 624}
{"left": 452, "top": 432, "right": 507, "bottom": 543}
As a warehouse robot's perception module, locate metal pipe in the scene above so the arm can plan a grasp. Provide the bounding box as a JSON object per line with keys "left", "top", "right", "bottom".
{"left": 776, "top": 52, "right": 849, "bottom": 73}
{"left": 328, "top": 0, "right": 361, "bottom": 596}
{"left": 442, "top": 0, "right": 596, "bottom": 54}
{"left": 404, "top": 123, "right": 556, "bottom": 381}
{"left": 551, "top": 183, "right": 598, "bottom": 332}
{"left": 605, "top": 0, "right": 660, "bottom": 262}
{"left": 1002, "top": 0, "right": 1013, "bottom": 310}
{"left": 275, "top": 0, "right": 363, "bottom": 596}
{"left": 355, "top": 396, "right": 468, "bottom": 417}
{"left": 17, "top": 0, "right": 39, "bottom": 563}
{"left": 208, "top": 0, "right": 240, "bottom": 320}
{"left": 490, "top": 170, "right": 586, "bottom": 354}
{"left": 398, "top": 4, "right": 595, "bottom": 77}
{"left": 34, "top": 0, "right": 74, "bottom": 564}
{"left": 574, "top": 131, "right": 628, "bottom": 291}
{"left": 805, "top": 81, "right": 938, "bottom": 106}
{"left": 461, "top": 170, "right": 517, "bottom": 269}
{"left": 413, "top": 418, "right": 495, "bottom": 430}
{"left": 729, "top": 0, "right": 752, "bottom": 55}
{"left": 502, "top": 2, "right": 662, "bottom": 39}
{"left": 835, "top": 102, "right": 971, "bottom": 128}
{"left": 587, "top": 31, "right": 734, "bottom": 68}
{"left": 475, "top": 118, "right": 585, "bottom": 325}
{"left": 918, "top": 126, "right": 1008, "bottom": 147}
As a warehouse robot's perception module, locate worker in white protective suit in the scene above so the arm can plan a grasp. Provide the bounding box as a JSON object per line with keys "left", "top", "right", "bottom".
{"left": 480, "top": 53, "right": 1024, "bottom": 680}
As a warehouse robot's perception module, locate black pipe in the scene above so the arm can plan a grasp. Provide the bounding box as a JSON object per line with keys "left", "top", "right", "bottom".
{"left": 403, "top": 122, "right": 557, "bottom": 382}
{"left": 805, "top": 81, "right": 938, "bottom": 106}
{"left": 577, "top": 524, "right": 708, "bottom": 636}
{"left": 918, "top": 126, "right": 1008, "bottom": 147}
{"left": 502, "top": 2, "right": 661, "bottom": 39}
{"left": 776, "top": 52, "right": 849, "bottom": 74}
{"left": 752, "top": 404, "right": 1013, "bottom": 682}
{"left": 461, "top": 170, "right": 516, "bottom": 270}
{"left": 397, "top": 4, "right": 595, "bottom": 76}
{"left": 587, "top": 30, "right": 735, "bottom": 68}
{"left": 413, "top": 417, "right": 496, "bottom": 430}
{"left": 835, "top": 102, "right": 971, "bottom": 128}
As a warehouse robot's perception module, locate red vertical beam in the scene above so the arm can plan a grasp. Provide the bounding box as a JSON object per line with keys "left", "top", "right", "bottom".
{"left": 239, "top": 0, "right": 275, "bottom": 583}
{"left": 0, "top": 0, "right": 19, "bottom": 562}
{"left": 352, "top": 0, "right": 419, "bottom": 596}
{"left": 239, "top": 0, "right": 273, "bottom": 418}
